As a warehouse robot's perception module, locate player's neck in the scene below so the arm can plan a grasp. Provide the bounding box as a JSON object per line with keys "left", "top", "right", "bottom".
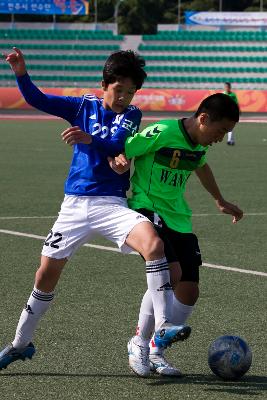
{"left": 183, "top": 116, "right": 198, "bottom": 144}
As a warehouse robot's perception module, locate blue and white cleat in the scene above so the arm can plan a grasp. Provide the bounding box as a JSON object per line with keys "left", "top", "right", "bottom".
{"left": 154, "top": 323, "right": 191, "bottom": 349}
{"left": 0, "top": 342, "right": 35, "bottom": 370}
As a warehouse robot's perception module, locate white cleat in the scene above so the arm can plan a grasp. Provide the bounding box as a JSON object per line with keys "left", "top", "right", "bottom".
{"left": 150, "top": 352, "right": 182, "bottom": 377}
{"left": 127, "top": 337, "right": 150, "bottom": 378}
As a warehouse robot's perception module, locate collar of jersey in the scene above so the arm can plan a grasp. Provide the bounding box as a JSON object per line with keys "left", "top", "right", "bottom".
{"left": 178, "top": 119, "right": 197, "bottom": 148}
{"left": 99, "top": 98, "right": 115, "bottom": 114}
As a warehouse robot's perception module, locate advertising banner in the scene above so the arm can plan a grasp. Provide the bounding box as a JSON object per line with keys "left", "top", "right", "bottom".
{"left": 0, "top": 0, "right": 89, "bottom": 15}
{"left": 1, "top": 87, "right": 267, "bottom": 113}
{"left": 185, "top": 11, "right": 267, "bottom": 26}
{"left": 134, "top": 89, "right": 267, "bottom": 112}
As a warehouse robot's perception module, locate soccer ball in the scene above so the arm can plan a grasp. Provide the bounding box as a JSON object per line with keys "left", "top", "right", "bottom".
{"left": 208, "top": 335, "right": 252, "bottom": 380}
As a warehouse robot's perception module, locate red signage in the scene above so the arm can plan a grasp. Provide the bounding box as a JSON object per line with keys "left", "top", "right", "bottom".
{"left": 0, "top": 87, "right": 267, "bottom": 113}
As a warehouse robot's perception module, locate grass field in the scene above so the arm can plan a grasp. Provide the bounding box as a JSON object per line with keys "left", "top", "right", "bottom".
{"left": 0, "top": 118, "right": 266, "bottom": 400}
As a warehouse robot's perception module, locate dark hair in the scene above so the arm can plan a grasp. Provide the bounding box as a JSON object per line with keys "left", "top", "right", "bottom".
{"left": 225, "top": 82, "right": 231, "bottom": 88}
{"left": 103, "top": 50, "right": 147, "bottom": 90}
{"left": 195, "top": 93, "right": 239, "bottom": 122}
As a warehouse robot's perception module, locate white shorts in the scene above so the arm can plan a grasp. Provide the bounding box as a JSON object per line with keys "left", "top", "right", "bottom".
{"left": 41, "top": 195, "right": 150, "bottom": 259}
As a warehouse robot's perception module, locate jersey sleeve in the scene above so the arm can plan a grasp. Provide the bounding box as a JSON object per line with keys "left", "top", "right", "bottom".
{"left": 16, "top": 73, "right": 81, "bottom": 124}
{"left": 90, "top": 108, "right": 142, "bottom": 157}
{"left": 233, "top": 93, "right": 239, "bottom": 105}
{"left": 125, "top": 121, "right": 168, "bottom": 159}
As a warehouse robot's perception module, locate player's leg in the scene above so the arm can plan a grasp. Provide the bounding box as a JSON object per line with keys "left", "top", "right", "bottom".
{"left": 124, "top": 209, "right": 190, "bottom": 376}
{"left": 126, "top": 222, "right": 191, "bottom": 339}
{"left": 125, "top": 220, "right": 174, "bottom": 331}
{"left": 95, "top": 201, "right": 190, "bottom": 377}
{"left": 127, "top": 290, "right": 153, "bottom": 377}
{"left": 125, "top": 210, "right": 190, "bottom": 334}
{"left": 166, "top": 231, "right": 201, "bottom": 325}
{"left": 93, "top": 200, "right": 188, "bottom": 334}
{"left": 0, "top": 195, "right": 94, "bottom": 370}
{"left": 0, "top": 256, "right": 67, "bottom": 371}
{"left": 12, "top": 256, "right": 67, "bottom": 349}
{"left": 148, "top": 266, "right": 198, "bottom": 377}
{"left": 149, "top": 231, "right": 201, "bottom": 376}
{"left": 133, "top": 261, "right": 192, "bottom": 376}
{"left": 136, "top": 284, "right": 184, "bottom": 377}
{"left": 99, "top": 210, "right": 174, "bottom": 377}
{"left": 173, "top": 281, "right": 199, "bottom": 308}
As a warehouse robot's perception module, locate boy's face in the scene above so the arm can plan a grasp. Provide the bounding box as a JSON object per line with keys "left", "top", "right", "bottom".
{"left": 198, "top": 114, "right": 236, "bottom": 146}
{"left": 102, "top": 77, "right": 136, "bottom": 113}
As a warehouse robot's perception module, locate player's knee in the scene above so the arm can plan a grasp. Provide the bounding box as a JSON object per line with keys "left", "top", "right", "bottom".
{"left": 142, "top": 235, "right": 165, "bottom": 260}
{"left": 35, "top": 265, "right": 54, "bottom": 287}
{"left": 35, "top": 259, "right": 66, "bottom": 292}
{"left": 189, "top": 287, "right": 199, "bottom": 305}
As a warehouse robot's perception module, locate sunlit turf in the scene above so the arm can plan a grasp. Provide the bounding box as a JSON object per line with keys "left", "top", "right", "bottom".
{"left": 0, "top": 119, "right": 266, "bottom": 400}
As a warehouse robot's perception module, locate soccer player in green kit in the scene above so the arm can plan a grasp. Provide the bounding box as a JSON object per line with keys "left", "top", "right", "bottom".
{"left": 224, "top": 82, "right": 239, "bottom": 145}
{"left": 110, "top": 93, "right": 243, "bottom": 377}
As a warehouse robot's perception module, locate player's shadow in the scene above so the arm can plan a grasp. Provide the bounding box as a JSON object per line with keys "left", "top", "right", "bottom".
{"left": 1, "top": 371, "right": 266, "bottom": 397}
{"left": 147, "top": 373, "right": 267, "bottom": 396}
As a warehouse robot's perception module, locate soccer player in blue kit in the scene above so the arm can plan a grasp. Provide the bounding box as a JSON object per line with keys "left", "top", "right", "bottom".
{"left": 0, "top": 48, "right": 190, "bottom": 377}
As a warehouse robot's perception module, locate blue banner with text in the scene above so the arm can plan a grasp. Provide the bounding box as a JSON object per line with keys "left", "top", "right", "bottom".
{"left": 0, "top": 0, "right": 89, "bottom": 15}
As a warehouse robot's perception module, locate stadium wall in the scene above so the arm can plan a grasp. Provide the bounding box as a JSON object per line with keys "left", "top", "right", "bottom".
{"left": 1, "top": 87, "right": 267, "bottom": 112}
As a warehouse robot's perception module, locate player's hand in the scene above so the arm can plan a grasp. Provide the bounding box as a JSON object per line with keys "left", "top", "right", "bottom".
{"left": 107, "top": 154, "right": 131, "bottom": 174}
{"left": 4, "top": 47, "right": 27, "bottom": 76}
{"left": 61, "top": 126, "right": 92, "bottom": 145}
{"left": 215, "top": 199, "right": 243, "bottom": 223}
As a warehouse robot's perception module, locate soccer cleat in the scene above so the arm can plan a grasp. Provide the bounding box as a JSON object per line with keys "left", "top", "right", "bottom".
{"left": 0, "top": 342, "right": 35, "bottom": 370}
{"left": 154, "top": 323, "right": 191, "bottom": 349}
{"left": 150, "top": 352, "right": 183, "bottom": 377}
{"left": 127, "top": 337, "right": 150, "bottom": 377}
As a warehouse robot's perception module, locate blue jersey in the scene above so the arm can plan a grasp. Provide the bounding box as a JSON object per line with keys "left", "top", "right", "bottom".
{"left": 17, "top": 74, "right": 142, "bottom": 197}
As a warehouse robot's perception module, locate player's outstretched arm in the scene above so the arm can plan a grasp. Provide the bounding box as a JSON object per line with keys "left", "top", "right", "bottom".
{"left": 4, "top": 47, "right": 26, "bottom": 77}
{"left": 195, "top": 163, "right": 243, "bottom": 224}
{"left": 4, "top": 49, "right": 80, "bottom": 122}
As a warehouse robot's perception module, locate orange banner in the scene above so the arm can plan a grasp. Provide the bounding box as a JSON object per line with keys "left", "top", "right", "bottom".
{"left": 0, "top": 87, "right": 267, "bottom": 113}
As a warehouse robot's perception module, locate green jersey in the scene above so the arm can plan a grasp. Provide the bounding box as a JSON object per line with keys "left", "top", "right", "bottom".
{"left": 125, "top": 119, "right": 208, "bottom": 233}
{"left": 224, "top": 91, "right": 238, "bottom": 104}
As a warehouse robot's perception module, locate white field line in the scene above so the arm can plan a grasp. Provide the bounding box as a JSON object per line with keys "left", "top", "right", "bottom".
{"left": 1, "top": 212, "right": 267, "bottom": 220}
{"left": 193, "top": 212, "right": 267, "bottom": 216}
{"left": 0, "top": 216, "right": 57, "bottom": 220}
{"left": 0, "top": 228, "right": 266, "bottom": 278}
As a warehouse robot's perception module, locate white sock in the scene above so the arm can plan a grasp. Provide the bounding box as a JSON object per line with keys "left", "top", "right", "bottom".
{"left": 172, "top": 297, "right": 194, "bottom": 325}
{"left": 12, "top": 287, "right": 54, "bottom": 349}
{"left": 136, "top": 289, "right": 155, "bottom": 341}
{"left": 145, "top": 257, "right": 173, "bottom": 331}
{"left": 133, "top": 335, "right": 150, "bottom": 347}
{"left": 150, "top": 296, "right": 194, "bottom": 355}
